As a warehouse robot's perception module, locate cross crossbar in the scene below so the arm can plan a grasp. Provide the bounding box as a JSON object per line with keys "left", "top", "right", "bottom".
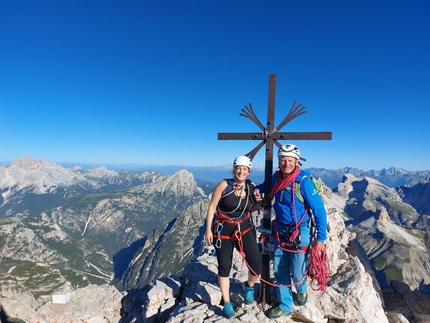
{"left": 218, "top": 132, "right": 332, "bottom": 140}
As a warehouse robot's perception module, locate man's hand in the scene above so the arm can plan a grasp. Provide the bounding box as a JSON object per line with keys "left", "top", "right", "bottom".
{"left": 313, "top": 241, "right": 325, "bottom": 252}
{"left": 253, "top": 189, "right": 262, "bottom": 201}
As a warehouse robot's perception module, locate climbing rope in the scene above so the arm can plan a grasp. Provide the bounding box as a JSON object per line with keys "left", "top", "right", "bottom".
{"left": 307, "top": 245, "right": 330, "bottom": 292}
{"left": 240, "top": 242, "right": 330, "bottom": 291}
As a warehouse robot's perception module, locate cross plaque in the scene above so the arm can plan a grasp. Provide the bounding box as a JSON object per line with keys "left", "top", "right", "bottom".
{"left": 218, "top": 74, "right": 332, "bottom": 305}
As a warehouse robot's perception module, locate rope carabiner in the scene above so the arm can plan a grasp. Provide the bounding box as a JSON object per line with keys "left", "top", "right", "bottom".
{"left": 215, "top": 222, "right": 223, "bottom": 248}
{"left": 235, "top": 222, "right": 247, "bottom": 269}
{"left": 235, "top": 222, "right": 242, "bottom": 241}
{"left": 289, "top": 228, "right": 299, "bottom": 242}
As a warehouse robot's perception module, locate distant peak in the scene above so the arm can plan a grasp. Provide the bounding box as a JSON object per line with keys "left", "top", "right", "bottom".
{"left": 11, "top": 156, "right": 44, "bottom": 172}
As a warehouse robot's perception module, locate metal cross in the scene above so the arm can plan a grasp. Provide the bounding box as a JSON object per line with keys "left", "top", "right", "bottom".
{"left": 218, "top": 74, "right": 332, "bottom": 305}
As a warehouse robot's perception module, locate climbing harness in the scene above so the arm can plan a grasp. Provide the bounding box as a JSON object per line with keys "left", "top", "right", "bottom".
{"left": 275, "top": 220, "right": 311, "bottom": 253}
{"left": 213, "top": 213, "right": 254, "bottom": 270}
{"left": 213, "top": 213, "right": 253, "bottom": 248}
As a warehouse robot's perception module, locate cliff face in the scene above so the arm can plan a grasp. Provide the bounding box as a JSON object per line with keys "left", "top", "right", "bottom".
{"left": 399, "top": 178, "right": 430, "bottom": 216}
{"left": 424, "top": 216, "right": 430, "bottom": 260}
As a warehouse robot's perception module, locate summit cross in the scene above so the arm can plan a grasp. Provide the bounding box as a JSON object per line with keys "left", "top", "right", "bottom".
{"left": 218, "top": 74, "right": 332, "bottom": 305}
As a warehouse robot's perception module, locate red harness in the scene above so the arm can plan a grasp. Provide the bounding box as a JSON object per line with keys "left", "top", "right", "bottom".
{"left": 213, "top": 213, "right": 252, "bottom": 242}
{"left": 213, "top": 212, "right": 253, "bottom": 269}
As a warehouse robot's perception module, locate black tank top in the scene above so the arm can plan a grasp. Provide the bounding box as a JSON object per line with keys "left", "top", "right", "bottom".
{"left": 217, "top": 179, "right": 254, "bottom": 218}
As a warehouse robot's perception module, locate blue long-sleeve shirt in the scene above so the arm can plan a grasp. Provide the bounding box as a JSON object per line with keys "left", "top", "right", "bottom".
{"left": 256, "top": 169, "right": 327, "bottom": 242}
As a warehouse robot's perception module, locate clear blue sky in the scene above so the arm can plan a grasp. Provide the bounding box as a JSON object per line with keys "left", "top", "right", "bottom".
{"left": 1, "top": 0, "right": 429, "bottom": 171}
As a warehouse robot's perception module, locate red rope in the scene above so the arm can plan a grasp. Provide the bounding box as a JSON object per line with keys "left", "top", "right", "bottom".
{"left": 239, "top": 244, "right": 330, "bottom": 291}
{"left": 269, "top": 167, "right": 300, "bottom": 198}
{"left": 307, "top": 246, "right": 330, "bottom": 292}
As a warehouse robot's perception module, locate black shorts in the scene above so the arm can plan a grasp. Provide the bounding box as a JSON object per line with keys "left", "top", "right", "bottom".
{"left": 214, "top": 221, "right": 262, "bottom": 277}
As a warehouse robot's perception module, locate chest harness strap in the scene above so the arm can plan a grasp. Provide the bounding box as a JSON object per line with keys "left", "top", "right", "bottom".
{"left": 275, "top": 181, "right": 312, "bottom": 253}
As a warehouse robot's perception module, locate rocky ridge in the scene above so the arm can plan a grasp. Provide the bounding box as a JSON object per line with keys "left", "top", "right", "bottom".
{"left": 398, "top": 178, "right": 430, "bottom": 215}
{"left": 0, "top": 157, "right": 208, "bottom": 321}
{"left": 115, "top": 199, "right": 209, "bottom": 290}
{"left": 335, "top": 174, "right": 430, "bottom": 292}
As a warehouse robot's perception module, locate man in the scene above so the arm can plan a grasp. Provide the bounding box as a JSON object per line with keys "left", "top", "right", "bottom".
{"left": 254, "top": 144, "right": 327, "bottom": 318}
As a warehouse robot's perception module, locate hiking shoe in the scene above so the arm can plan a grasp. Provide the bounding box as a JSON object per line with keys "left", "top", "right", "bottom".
{"left": 297, "top": 291, "right": 308, "bottom": 306}
{"left": 269, "top": 306, "right": 291, "bottom": 319}
{"left": 243, "top": 282, "right": 255, "bottom": 305}
{"left": 223, "top": 301, "right": 236, "bottom": 320}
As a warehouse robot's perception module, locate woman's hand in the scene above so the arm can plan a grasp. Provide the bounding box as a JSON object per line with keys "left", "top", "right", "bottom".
{"left": 205, "top": 230, "right": 213, "bottom": 245}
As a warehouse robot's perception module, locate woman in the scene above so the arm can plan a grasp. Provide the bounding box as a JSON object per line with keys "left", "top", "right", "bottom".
{"left": 204, "top": 155, "right": 262, "bottom": 319}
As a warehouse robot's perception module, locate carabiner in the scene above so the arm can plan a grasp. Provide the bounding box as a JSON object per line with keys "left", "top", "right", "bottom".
{"left": 289, "top": 228, "right": 299, "bottom": 242}
{"left": 215, "top": 238, "right": 222, "bottom": 248}
{"left": 234, "top": 230, "right": 242, "bottom": 241}
{"left": 235, "top": 222, "right": 242, "bottom": 241}
{"left": 216, "top": 222, "right": 224, "bottom": 234}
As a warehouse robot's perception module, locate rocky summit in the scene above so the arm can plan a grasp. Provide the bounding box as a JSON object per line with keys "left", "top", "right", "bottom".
{"left": 27, "top": 192, "right": 400, "bottom": 323}
{"left": 26, "top": 206, "right": 388, "bottom": 322}
{"left": 28, "top": 179, "right": 430, "bottom": 322}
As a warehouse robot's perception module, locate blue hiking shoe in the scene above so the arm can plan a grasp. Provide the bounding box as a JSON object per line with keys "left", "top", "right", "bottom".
{"left": 223, "top": 301, "right": 236, "bottom": 320}
{"left": 243, "top": 282, "right": 255, "bottom": 305}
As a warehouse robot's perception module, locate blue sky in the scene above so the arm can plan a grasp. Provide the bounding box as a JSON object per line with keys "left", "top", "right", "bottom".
{"left": 1, "top": 0, "right": 429, "bottom": 171}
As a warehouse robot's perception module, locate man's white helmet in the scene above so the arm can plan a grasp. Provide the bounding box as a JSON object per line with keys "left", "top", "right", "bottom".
{"left": 233, "top": 155, "right": 252, "bottom": 170}
{"left": 277, "top": 144, "right": 300, "bottom": 160}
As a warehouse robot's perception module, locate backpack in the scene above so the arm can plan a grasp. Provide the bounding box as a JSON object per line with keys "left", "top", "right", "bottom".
{"left": 294, "top": 175, "right": 323, "bottom": 205}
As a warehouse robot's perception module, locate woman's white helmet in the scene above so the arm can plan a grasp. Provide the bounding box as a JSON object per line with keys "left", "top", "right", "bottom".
{"left": 233, "top": 155, "right": 252, "bottom": 170}
{"left": 277, "top": 144, "right": 300, "bottom": 159}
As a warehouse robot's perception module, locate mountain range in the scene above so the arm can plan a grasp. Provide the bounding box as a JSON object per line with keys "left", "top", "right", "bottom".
{"left": 2, "top": 158, "right": 430, "bottom": 189}
{"left": 0, "top": 156, "right": 429, "bottom": 322}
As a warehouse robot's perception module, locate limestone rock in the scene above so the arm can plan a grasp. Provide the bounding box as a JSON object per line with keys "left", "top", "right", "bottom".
{"left": 28, "top": 284, "right": 124, "bottom": 323}
{"left": 377, "top": 206, "right": 390, "bottom": 224}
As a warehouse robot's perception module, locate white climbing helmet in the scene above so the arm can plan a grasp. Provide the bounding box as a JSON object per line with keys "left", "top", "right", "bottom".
{"left": 277, "top": 144, "right": 300, "bottom": 159}
{"left": 233, "top": 155, "right": 252, "bottom": 170}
